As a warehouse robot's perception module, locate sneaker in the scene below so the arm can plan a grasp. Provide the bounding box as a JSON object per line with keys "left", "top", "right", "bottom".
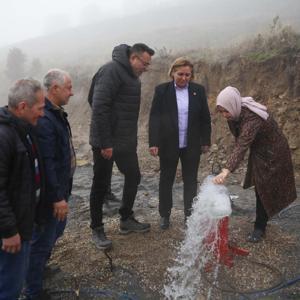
{"left": 92, "top": 226, "right": 112, "bottom": 250}
{"left": 246, "top": 228, "right": 265, "bottom": 243}
{"left": 119, "top": 216, "right": 151, "bottom": 234}
{"left": 160, "top": 217, "right": 170, "bottom": 230}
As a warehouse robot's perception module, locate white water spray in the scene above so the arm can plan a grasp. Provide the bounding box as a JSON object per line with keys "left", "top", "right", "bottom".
{"left": 163, "top": 176, "right": 232, "bottom": 300}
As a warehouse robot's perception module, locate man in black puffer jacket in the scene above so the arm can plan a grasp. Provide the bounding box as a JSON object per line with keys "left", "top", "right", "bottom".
{"left": 89, "top": 43, "right": 155, "bottom": 249}
{"left": 0, "top": 79, "right": 46, "bottom": 300}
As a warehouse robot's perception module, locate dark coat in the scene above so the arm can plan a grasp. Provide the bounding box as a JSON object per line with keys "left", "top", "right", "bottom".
{"left": 226, "top": 107, "right": 297, "bottom": 217}
{"left": 89, "top": 44, "right": 141, "bottom": 153}
{"left": 148, "top": 81, "right": 211, "bottom": 159}
{"left": 36, "top": 99, "right": 74, "bottom": 211}
{"left": 0, "top": 107, "right": 46, "bottom": 241}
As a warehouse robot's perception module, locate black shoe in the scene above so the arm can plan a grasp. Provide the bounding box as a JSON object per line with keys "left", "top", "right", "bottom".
{"left": 184, "top": 215, "right": 188, "bottom": 224}
{"left": 160, "top": 217, "right": 170, "bottom": 230}
{"left": 22, "top": 290, "right": 52, "bottom": 300}
{"left": 104, "top": 191, "right": 120, "bottom": 203}
{"left": 92, "top": 226, "right": 112, "bottom": 250}
{"left": 119, "top": 216, "right": 151, "bottom": 234}
{"left": 43, "top": 265, "right": 61, "bottom": 279}
{"left": 184, "top": 215, "right": 190, "bottom": 229}
{"left": 36, "top": 290, "right": 52, "bottom": 300}
{"left": 246, "top": 228, "right": 265, "bottom": 243}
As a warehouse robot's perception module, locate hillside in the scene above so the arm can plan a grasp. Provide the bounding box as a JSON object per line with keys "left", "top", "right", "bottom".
{"left": 50, "top": 40, "right": 300, "bottom": 298}
{"left": 67, "top": 28, "right": 300, "bottom": 177}
{"left": 0, "top": 0, "right": 300, "bottom": 66}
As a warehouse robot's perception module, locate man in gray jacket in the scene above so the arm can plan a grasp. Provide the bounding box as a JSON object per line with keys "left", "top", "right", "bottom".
{"left": 89, "top": 43, "right": 154, "bottom": 249}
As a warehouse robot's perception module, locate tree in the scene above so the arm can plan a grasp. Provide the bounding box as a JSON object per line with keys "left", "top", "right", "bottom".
{"left": 5, "top": 47, "right": 26, "bottom": 82}
{"left": 270, "top": 15, "right": 282, "bottom": 35}
{"left": 29, "top": 58, "right": 43, "bottom": 78}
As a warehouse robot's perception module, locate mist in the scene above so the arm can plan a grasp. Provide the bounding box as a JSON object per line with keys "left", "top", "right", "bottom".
{"left": 0, "top": 0, "right": 300, "bottom": 57}
{"left": 0, "top": 0, "right": 176, "bottom": 47}
{"left": 0, "top": 0, "right": 299, "bottom": 105}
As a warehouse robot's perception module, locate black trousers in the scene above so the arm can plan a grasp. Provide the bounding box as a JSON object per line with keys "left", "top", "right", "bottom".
{"left": 89, "top": 149, "right": 141, "bottom": 228}
{"left": 254, "top": 188, "right": 269, "bottom": 231}
{"left": 159, "top": 148, "right": 201, "bottom": 218}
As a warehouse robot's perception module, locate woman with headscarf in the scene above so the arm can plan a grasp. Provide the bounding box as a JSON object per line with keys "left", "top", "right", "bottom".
{"left": 213, "top": 86, "right": 297, "bottom": 242}
{"left": 149, "top": 57, "right": 211, "bottom": 229}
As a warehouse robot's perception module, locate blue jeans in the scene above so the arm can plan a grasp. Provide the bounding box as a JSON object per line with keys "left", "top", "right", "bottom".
{"left": 0, "top": 240, "right": 31, "bottom": 300}
{"left": 24, "top": 217, "right": 66, "bottom": 298}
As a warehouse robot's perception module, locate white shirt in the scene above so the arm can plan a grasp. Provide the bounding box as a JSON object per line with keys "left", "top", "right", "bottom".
{"left": 175, "top": 83, "right": 189, "bottom": 148}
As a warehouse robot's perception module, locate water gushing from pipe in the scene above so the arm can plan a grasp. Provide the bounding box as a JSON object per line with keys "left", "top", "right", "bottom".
{"left": 163, "top": 176, "right": 232, "bottom": 299}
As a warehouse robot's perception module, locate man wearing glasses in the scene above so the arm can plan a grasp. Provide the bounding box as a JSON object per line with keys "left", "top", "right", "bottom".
{"left": 89, "top": 43, "right": 155, "bottom": 249}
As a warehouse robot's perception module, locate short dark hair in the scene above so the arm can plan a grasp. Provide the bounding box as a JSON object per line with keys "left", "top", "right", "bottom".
{"left": 130, "top": 43, "right": 155, "bottom": 56}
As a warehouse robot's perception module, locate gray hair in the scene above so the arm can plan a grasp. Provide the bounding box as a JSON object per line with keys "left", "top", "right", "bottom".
{"left": 43, "top": 69, "right": 70, "bottom": 90}
{"left": 8, "top": 78, "right": 42, "bottom": 108}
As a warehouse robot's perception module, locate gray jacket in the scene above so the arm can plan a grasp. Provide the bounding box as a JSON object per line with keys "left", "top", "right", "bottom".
{"left": 89, "top": 44, "right": 141, "bottom": 153}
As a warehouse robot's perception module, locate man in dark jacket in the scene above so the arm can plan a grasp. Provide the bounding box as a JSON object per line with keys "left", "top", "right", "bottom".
{"left": 89, "top": 43, "right": 155, "bottom": 249}
{"left": 24, "top": 69, "right": 75, "bottom": 299}
{"left": 0, "top": 79, "right": 45, "bottom": 300}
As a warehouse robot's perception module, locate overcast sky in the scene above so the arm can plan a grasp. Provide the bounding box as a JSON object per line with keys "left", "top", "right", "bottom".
{"left": 1, "top": 0, "right": 299, "bottom": 49}
{"left": 0, "top": 0, "right": 174, "bottom": 47}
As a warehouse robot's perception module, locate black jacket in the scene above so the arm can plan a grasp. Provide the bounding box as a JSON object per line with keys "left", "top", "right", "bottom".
{"left": 89, "top": 44, "right": 141, "bottom": 153}
{"left": 0, "top": 107, "right": 46, "bottom": 241}
{"left": 36, "top": 99, "right": 74, "bottom": 211}
{"left": 149, "top": 81, "right": 211, "bottom": 159}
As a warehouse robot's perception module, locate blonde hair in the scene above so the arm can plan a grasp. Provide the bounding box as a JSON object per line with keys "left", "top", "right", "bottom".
{"left": 168, "top": 57, "right": 194, "bottom": 80}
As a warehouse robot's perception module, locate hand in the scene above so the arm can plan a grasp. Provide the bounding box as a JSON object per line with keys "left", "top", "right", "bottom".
{"left": 101, "top": 148, "right": 113, "bottom": 160}
{"left": 2, "top": 234, "right": 21, "bottom": 253}
{"left": 213, "top": 168, "right": 230, "bottom": 184}
{"left": 149, "top": 147, "right": 159, "bottom": 157}
{"left": 53, "top": 200, "right": 68, "bottom": 221}
{"left": 201, "top": 145, "right": 210, "bottom": 154}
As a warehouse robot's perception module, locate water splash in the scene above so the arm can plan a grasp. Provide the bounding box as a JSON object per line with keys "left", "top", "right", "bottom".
{"left": 163, "top": 176, "right": 232, "bottom": 300}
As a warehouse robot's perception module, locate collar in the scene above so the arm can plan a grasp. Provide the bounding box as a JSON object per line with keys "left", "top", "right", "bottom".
{"left": 45, "top": 98, "right": 67, "bottom": 118}
{"left": 5, "top": 106, "right": 32, "bottom": 131}
{"left": 174, "top": 82, "right": 189, "bottom": 90}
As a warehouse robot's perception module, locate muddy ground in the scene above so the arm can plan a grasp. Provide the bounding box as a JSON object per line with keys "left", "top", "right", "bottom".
{"left": 42, "top": 147, "right": 300, "bottom": 300}
{"left": 52, "top": 45, "right": 300, "bottom": 299}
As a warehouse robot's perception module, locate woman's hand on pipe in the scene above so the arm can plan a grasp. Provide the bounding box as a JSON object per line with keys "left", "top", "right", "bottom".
{"left": 213, "top": 168, "right": 230, "bottom": 184}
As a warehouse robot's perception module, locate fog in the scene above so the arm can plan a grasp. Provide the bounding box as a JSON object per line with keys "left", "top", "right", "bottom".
{"left": 0, "top": 0, "right": 299, "bottom": 105}
{"left": 1, "top": 0, "right": 299, "bottom": 48}
{"left": 0, "top": 0, "right": 299, "bottom": 61}
{"left": 0, "top": 0, "right": 175, "bottom": 47}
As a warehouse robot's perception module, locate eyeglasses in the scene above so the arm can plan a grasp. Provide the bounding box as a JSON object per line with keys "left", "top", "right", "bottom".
{"left": 176, "top": 72, "right": 192, "bottom": 77}
{"left": 136, "top": 56, "right": 151, "bottom": 67}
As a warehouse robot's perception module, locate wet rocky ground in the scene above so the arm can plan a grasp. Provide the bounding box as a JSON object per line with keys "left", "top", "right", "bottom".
{"left": 44, "top": 163, "right": 300, "bottom": 300}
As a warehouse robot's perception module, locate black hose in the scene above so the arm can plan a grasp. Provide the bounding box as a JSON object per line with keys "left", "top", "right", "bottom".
{"left": 245, "top": 274, "right": 300, "bottom": 299}
{"left": 204, "top": 263, "right": 300, "bottom": 299}
{"left": 278, "top": 204, "right": 300, "bottom": 218}
{"left": 202, "top": 257, "right": 285, "bottom": 298}
{"left": 104, "top": 248, "right": 114, "bottom": 272}
{"left": 49, "top": 287, "right": 139, "bottom": 299}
